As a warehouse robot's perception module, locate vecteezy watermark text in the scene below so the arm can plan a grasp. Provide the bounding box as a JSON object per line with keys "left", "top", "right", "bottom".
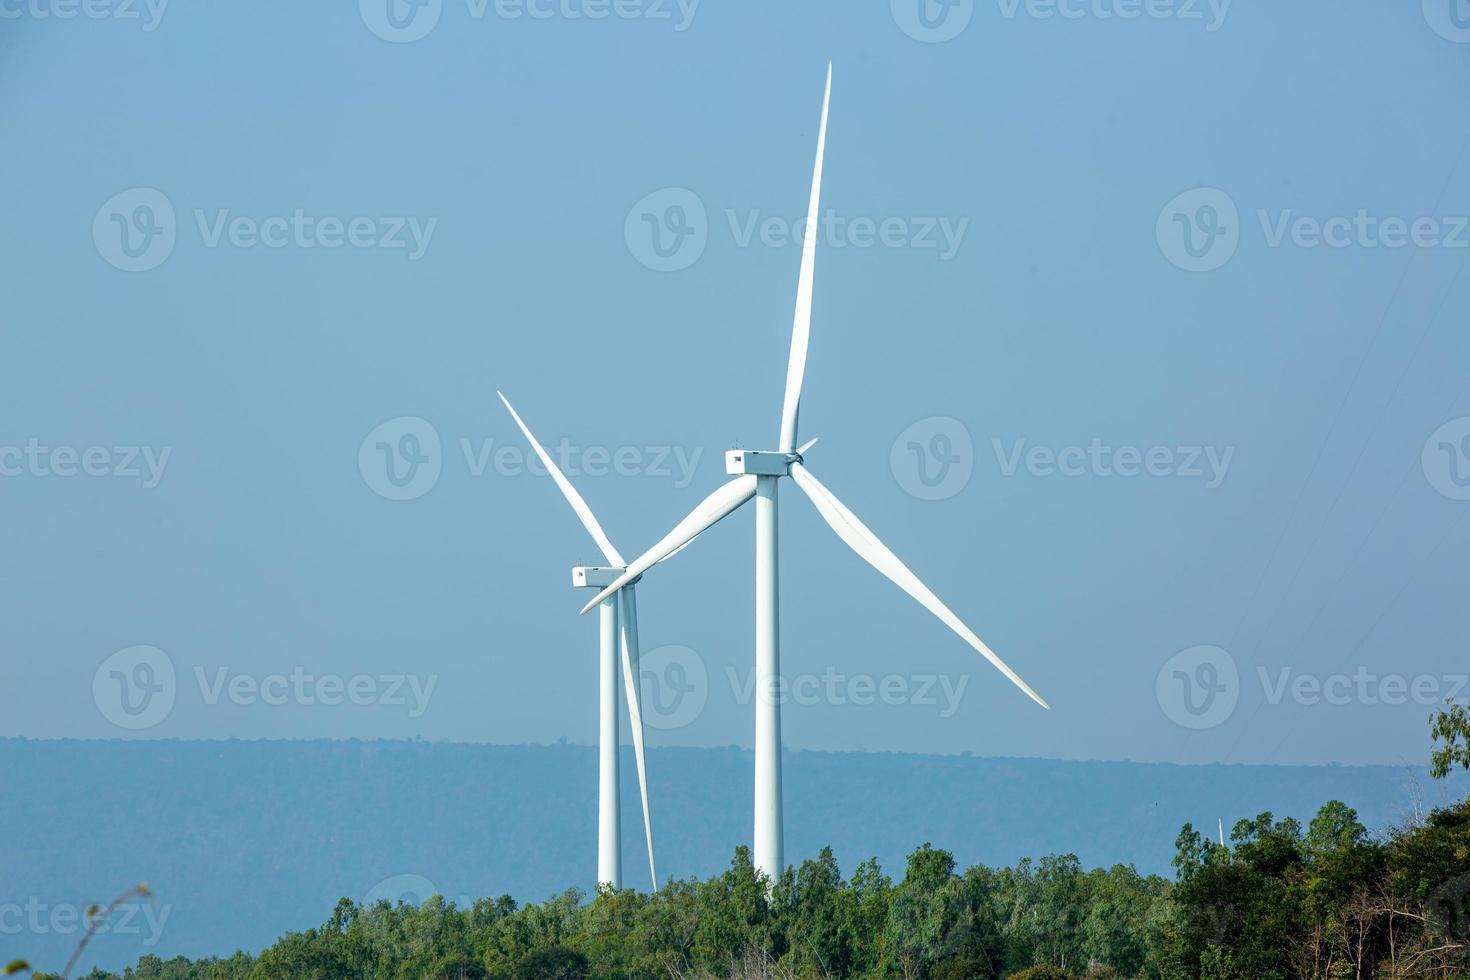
{"left": 725, "top": 211, "right": 969, "bottom": 259}
{"left": 194, "top": 210, "right": 436, "bottom": 259}
{"left": 195, "top": 666, "right": 436, "bottom": 716}
{"left": 1258, "top": 667, "right": 1468, "bottom": 708}
{"left": 891, "top": 0, "right": 1229, "bottom": 43}
{"left": 458, "top": 437, "right": 702, "bottom": 487}
{"left": 93, "top": 188, "right": 437, "bottom": 272}
{"left": 0, "top": 0, "right": 167, "bottom": 30}
{"left": 93, "top": 645, "right": 438, "bottom": 730}
{"left": 890, "top": 419, "right": 1233, "bottom": 499}
{"left": 994, "top": 0, "right": 1229, "bottom": 29}
{"left": 992, "top": 437, "right": 1235, "bottom": 488}
{"left": 624, "top": 187, "right": 970, "bottom": 272}
{"left": 359, "top": 416, "right": 704, "bottom": 501}
{"left": 359, "top": 0, "right": 699, "bottom": 43}
{"left": 728, "top": 666, "right": 970, "bottom": 717}
{"left": 1158, "top": 187, "right": 1470, "bottom": 273}
{"left": 1156, "top": 644, "right": 1469, "bottom": 730}
{"left": 633, "top": 645, "right": 974, "bottom": 730}
{"left": 0, "top": 440, "right": 170, "bottom": 488}
{"left": 0, "top": 899, "right": 170, "bottom": 947}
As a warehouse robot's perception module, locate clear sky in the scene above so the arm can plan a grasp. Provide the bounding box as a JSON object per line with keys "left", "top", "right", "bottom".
{"left": 2, "top": 0, "right": 1468, "bottom": 767}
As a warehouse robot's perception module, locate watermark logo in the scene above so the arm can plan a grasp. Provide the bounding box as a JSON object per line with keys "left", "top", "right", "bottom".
{"left": 360, "top": 0, "right": 442, "bottom": 41}
{"left": 891, "top": 0, "right": 973, "bottom": 42}
{"left": 1424, "top": 0, "right": 1470, "bottom": 43}
{"left": 891, "top": 416, "right": 974, "bottom": 500}
{"left": 93, "top": 188, "right": 176, "bottom": 273}
{"left": 1156, "top": 644, "right": 1238, "bottom": 729}
{"left": 625, "top": 187, "right": 708, "bottom": 272}
{"left": 1422, "top": 417, "right": 1470, "bottom": 501}
{"left": 363, "top": 873, "right": 440, "bottom": 907}
{"left": 639, "top": 644, "right": 708, "bottom": 730}
{"left": 1157, "top": 188, "right": 1239, "bottom": 273}
{"left": 93, "top": 645, "right": 177, "bottom": 730}
{"left": 992, "top": 437, "right": 1234, "bottom": 487}
{"left": 359, "top": 417, "right": 442, "bottom": 501}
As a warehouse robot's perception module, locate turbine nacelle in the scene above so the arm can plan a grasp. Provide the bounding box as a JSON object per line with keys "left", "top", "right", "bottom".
{"left": 726, "top": 437, "right": 820, "bottom": 477}
{"left": 725, "top": 450, "right": 801, "bottom": 478}
{"left": 572, "top": 565, "right": 630, "bottom": 590}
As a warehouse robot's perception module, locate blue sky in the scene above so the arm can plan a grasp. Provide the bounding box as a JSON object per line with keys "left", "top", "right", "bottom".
{"left": 2, "top": 0, "right": 1468, "bottom": 767}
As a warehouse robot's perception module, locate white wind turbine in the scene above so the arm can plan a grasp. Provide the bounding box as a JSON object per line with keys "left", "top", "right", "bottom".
{"left": 499, "top": 392, "right": 656, "bottom": 891}
{"left": 581, "top": 64, "right": 1051, "bottom": 884}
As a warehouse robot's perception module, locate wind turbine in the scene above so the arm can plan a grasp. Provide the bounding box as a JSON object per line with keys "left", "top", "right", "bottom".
{"left": 580, "top": 64, "right": 1050, "bottom": 884}
{"left": 499, "top": 392, "right": 656, "bottom": 891}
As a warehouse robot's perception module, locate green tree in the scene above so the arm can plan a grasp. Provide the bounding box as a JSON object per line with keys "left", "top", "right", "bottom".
{"left": 883, "top": 844, "right": 959, "bottom": 978}
{"left": 1006, "top": 965, "right": 1074, "bottom": 980}
{"left": 779, "top": 847, "right": 861, "bottom": 978}
{"left": 1431, "top": 702, "right": 1470, "bottom": 782}
{"left": 510, "top": 945, "right": 586, "bottom": 980}
{"left": 1305, "top": 800, "right": 1368, "bottom": 857}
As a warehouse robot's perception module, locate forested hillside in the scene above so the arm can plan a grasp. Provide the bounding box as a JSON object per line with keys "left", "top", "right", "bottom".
{"left": 17, "top": 796, "right": 1470, "bottom": 979}
{"left": 5, "top": 738, "right": 1467, "bottom": 976}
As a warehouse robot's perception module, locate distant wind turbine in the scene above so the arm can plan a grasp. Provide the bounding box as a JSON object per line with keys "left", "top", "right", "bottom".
{"left": 499, "top": 392, "right": 656, "bottom": 891}
{"left": 580, "top": 64, "right": 1050, "bottom": 884}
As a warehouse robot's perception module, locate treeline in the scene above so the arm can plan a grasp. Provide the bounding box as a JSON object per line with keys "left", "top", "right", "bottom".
{"left": 50, "top": 797, "right": 1470, "bottom": 980}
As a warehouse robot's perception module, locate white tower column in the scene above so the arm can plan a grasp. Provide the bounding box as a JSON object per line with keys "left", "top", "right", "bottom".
{"left": 753, "top": 474, "right": 783, "bottom": 882}
{"left": 597, "top": 596, "right": 621, "bottom": 890}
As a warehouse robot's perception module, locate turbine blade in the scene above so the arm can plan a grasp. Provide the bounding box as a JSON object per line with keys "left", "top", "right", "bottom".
{"left": 498, "top": 392, "right": 625, "bottom": 566}
{"left": 795, "top": 436, "right": 819, "bottom": 456}
{"left": 789, "top": 462, "right": 1050, "bottom": 710}
{"left": 657, "top": 530, "right": 702, "bottom": 565}
{"left": 619, "top": 585, "right": 657, "bottom": 887}
{"left": 777, "top": 63, "right": 832, "bottom": 453}
{"left": 580, "top": 476, "right": 758, "bottom": 614}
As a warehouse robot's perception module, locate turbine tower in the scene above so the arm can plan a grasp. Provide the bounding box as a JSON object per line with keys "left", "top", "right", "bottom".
{"left": 499, "top": 392, "right": 656, "bottom": 890}
{"left": 582, "top": 65, "right": 1050, "bottom": 884}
